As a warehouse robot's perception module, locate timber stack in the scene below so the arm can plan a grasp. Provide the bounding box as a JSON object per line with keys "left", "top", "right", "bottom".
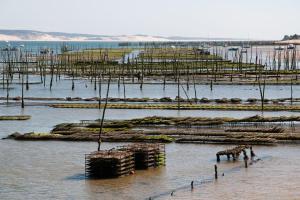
{"left": 85, "top": 143, "right": 166, "bottom": 178}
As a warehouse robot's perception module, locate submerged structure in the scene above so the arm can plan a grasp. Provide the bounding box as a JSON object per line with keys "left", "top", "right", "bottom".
{"left": 85, "top": 150, "right": 135, "bottom": 178}
{"left": 85, "top": 143, "right": 166, "bottom": 178}
{"left": 118, "top": 143, "right": 166, "bottom": 169}
{"left": 216, "top": 145, "right": 250, "bottom": 162}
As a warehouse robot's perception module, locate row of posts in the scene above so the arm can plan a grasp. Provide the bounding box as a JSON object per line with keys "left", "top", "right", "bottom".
{"left": 149, "top": 146, "right": 256, "bottom": 199}
{"left": 215, "top": 146, "right": 256, "bottom": 180}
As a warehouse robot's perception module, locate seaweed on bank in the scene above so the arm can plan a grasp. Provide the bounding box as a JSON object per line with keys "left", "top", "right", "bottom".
{"left": 0, "top": 115, "right": 31, "bottom": 120}
{"left": 4, "top": 115, "right": 300, "bottom": 145}
{"left": 49, "top": 102, "right": 300, "bottom": 111}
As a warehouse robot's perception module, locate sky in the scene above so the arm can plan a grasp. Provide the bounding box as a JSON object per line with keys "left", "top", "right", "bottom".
{"left": 0, "top": 0, "right": 299, "bottom": 40}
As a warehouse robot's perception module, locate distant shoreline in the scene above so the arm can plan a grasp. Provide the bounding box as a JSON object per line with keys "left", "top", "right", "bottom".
{"left": 0, "top": 29, "right": 278, "bottom": 43}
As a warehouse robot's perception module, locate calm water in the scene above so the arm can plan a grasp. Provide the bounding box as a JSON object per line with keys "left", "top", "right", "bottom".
{"left": 0, "top": 105, "right": 298, "bottom": 137}
{"left": 0, "top": 103, "right": 300, "bottom": 199}
{"left": 1, "top": 140, "right": 299, "bottom": 200}
{"left": 1, "top": 70, "right": 300, "bottom": 199}
{"left": 0, "top": 41, "right": 143, "bottom": 52}
{"left": 1, "top": 75, "right": 299, "bottom": 100}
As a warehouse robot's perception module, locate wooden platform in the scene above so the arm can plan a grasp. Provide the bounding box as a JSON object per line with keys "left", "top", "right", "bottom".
{"left": 216, "top": 145, "right": 250, "bottom": 162}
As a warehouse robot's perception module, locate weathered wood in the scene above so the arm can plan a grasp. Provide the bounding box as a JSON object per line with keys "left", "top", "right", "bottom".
{"left": 86, "top": 143, "right": 166, "bottom": 179}
{"left": 216, "top": 145, "right": 250, "bottom": 162}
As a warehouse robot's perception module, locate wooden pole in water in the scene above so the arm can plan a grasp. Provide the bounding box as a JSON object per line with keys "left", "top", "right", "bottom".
{"left": 258, "top": 68, "right": 266, "bottom": 113}
{"left": 71, "top": 71, "right": 75, "bottom": 90}
{"left": 192, "top": 74, "right": 197, "bottom": 103}
{"left": 49, "top": 50, "right": 54, "bottom": 91}
{"left": 21, "top": 70, "right": 24, "bottom": 108}
{"left": 227, "top": 154, "right": 230, "bottom": 160}
{"left": 244, "top": 157, "right": 248, "bottom": 168}
{"left": 25, "top": 51, "right": 29, "bottom": 91}
{"left": 97, "top": 74, "right": 111, "bottom": 151}
{"left": 216, "top": 154, "right": 220, "bottom": 162}
{"left": 98, "top": 74, "right": 102, "bottom": 109}
{"left": 214, "top": 164, "right": 218, "bottom": 179}
{"left": 250, "top": 146, "right": 255, "bottom": 158}
{"left": 243, "top": 150, "right": 248, "bottom": 168}
{"left": 290, "top": 78, "right": 293, "bottom": 105}
{"left": 177, "top": 67, "right": 180, "bottom": 110}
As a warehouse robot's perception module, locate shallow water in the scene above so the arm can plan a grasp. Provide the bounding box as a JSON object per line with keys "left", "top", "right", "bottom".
{"left": 1, "top": 75, "right": 299, "bottom": 100}
{"left": 0, "top": 140, "right": 299, "bottom": 200}
{"left": 0, "top": 101, "right": 299, "bottom": 199}
{"left": 160, "top": 145, "right": 300, "bottom": 200}
{"left": 1, "top": 72, "right": 300, "bottom": 199}
{"left": 0, "top": 104, "right": 298, "bottom": 138}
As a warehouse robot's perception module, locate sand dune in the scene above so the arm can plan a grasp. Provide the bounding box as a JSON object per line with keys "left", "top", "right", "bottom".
{"left": 0, "top": 30, "right": 172, "bottom": 42}
{"left": 0, "top": 30, "right": 240, "bottom": 42}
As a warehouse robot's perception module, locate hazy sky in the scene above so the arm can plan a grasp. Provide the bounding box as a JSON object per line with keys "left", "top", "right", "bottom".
{"left": 0, "top": 0, "right": 299, "bottom": 39}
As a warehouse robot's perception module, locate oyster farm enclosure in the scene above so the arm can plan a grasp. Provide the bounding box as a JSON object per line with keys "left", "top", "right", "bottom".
{"left": 1, "top": 40, "right": 300, "bottom": 200}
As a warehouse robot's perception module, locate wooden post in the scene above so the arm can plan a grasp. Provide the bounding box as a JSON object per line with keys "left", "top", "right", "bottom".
{"left": 250, "top": 146, "right": 255, "bottom": 158}
{"left": 227, "top": 154, "right": 230, "bottom": 160}
{"left": 216, "top": 154, "right": 220, "bottom": 162}
{"left": 214, "top": 165, "right": 218, "bottom": 179}
{"left": 244, "top": 157, "right": 248, "bottom": 168}
{"left": 97, "top": 75, "right": 111, "bottom": 151}
{"left": 290, "top": 79, "right": 293, "bottom": 105}
{"left": 21, "top": 70, "right": 24, "bottom": 108}
{"left": 242, "top": 150, "right": 248, "bottom": 158}
{"left": 243, "top": 150, "right": 249, "bottom": 168}
{"left": 177, "top": 69, "right": 180, "bottom": 110}
{"left": 232, "top": 153, "right": 236, "bottom": 161}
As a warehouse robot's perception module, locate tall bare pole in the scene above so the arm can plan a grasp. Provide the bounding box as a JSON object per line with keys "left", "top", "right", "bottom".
{"left": 97, "top": 74, "right": 111, "bottom": 151}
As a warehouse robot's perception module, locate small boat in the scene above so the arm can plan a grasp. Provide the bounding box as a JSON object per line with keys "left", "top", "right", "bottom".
{"left": 228, "top": 47, "right": 239, "bottom": 51}
{"left": 287, "top": 44, "right": 295, "bottom": 50}
{"left": 243, "top": 45, "right": 251, "bottom": 49}
{"left": 201, "top": 44, "right": 211, "bottom": 49}
{"left": 241, "top": 48, "right": 248, "bottom": 53}
{"left": 274, "top": 46, "right": 284, "bottom": 51}
{"left": 40, "top": 48, "right": 50, "bottom": 54}
{"left": 196, "top": 48, "right": 210, "bottom": 55}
